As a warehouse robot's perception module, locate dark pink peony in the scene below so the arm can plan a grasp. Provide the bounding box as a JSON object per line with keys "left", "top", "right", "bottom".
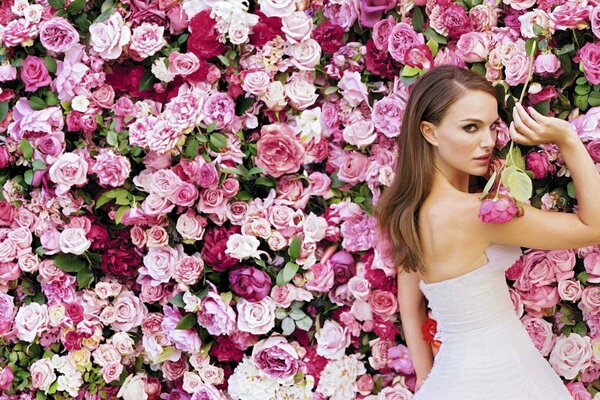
{"left": 229, "top": 266, "right": 272, "bottom": 302}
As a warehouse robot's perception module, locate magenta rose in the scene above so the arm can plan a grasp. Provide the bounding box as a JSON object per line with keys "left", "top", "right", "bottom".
{"left": 526, "top": 151, "right": 555, "bottom": 179}
{"left": 252, "top": 336, "right": 300, "bottom": 379}
{"left": 229, "top": 266, "right": 272, "bottom": 302}
{"left": 478, "top": 196, "right": 518, "bottom": 224}
{"left": 329, "top": 251, "right": 356, "bottom": 284}
{"left": 198, "top": 289, "right": 236, "bottom": 336}
{"left": 255, "top": 123, "right": 305, "bottom": 178}
{"left": 201, "top": 225, "right": 241, "bottom": 272}
{"left": 102, "top": 229, "right": 143, "bottom": 279}
{"left": 39, "top": 17, "right": 79, "bottom": 53}
{"left": 20, "top": 56, "right": 51, "bottom": 92}
{"left": 359, "top": 0, "right": 397, "bottom": 28}
{"left": 387, "top": 22, "right": 425, "bottom": 63}
{"left": 578, "top": 42, "right": 600, "bottom": 85}
{"left": 210, "top": 335, "right": 245, "bottom": 362}
{"left": 586, "top": 139, "right": 600, "bottom": 162}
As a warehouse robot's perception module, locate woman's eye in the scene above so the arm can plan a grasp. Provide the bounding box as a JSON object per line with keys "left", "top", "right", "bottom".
{"left": 463, "top": 124, "right": 477, "bottom": 133}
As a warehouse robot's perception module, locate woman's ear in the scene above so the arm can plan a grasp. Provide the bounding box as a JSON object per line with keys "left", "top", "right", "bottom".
{"left": 420, "top": 121, "right": 439, "bottom": 147}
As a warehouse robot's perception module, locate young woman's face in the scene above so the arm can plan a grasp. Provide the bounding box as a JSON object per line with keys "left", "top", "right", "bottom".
{"left": 428, "top": 89, "right": 500, "bottom": 178}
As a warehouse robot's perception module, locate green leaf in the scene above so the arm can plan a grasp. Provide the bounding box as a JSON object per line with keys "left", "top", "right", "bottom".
{"left": 573, "top": 321, "right": 588, "bottom": 337}
{"left": 175, "top": 313, "right": 197, "bottom": 330}
{"left": 169, "top": 293, "right": 185, "bottom": 308}
{"left": 588, "top": 91, "right": 600, "bottom": 107}
{"left": 20, "top": 139, "right": 34, "bottom": 160}
{"left": 281, "top": 317, "right": 295, "bottom": 335}
{"left": 255, "top": 176, "right": 275, "bottom": 187}
{"left": 401, "top": 65, "right": 422, "bottom": 77}
{"left": 557, "top": 43, "right": 575, "bottom": 56}
{"left": 277, "top": 262, "right": 299, "bottom": 286}
{"left": 77, "top": 268, "right": 94, "bottom": 289}
{"left": 295, "top": 316, "right": 313, "bottom": 331}
{"left": 575, "top": 84, "right": 591, "bottom": 95}
{"left": 324, "top": 86, "right": 338, "bottom": 95}
{"left": 235, "top": 96, "right": 254, "bottom": 116}
{"left": 426, "top": 39, "right": 439, "bottom": 58}
{"left": 67, "top": 0, "right": 85, "bottom": 14}
{"left": 507, "top": 146, "right": 526, "bottom": 171}
{"left": 114, "top": 205, "right": 130, "bottom": 225}
{"left": 45, "top": 92, "right": 59, "bottom": 106}
{"left": 206, "top": 121, "right": 218, "bottom": 133}
{"left": 54, "top": 254, "right": 86, "bottom": 273}
{"left": 525, "top": 38, "right": 538, "bottom": 57}
{"left": 532, "top": 100, "right": 550, "bottom": 116}
{"left": 289, "top": 236, "right": 301, "bottom": 261}
{"left": 32, "top": 160, "right": 46, "bottom": 170}
{"left": 48, "top": 0, "right": 65, "bottom": 10}
{"left": 423, "top": 27, "right": 447, "bottom": 44}
{"left": 0, "top": 102, "right": 7, "bottom": 124}
{"left": 155, "top": 346, "right": 178, "bottom": 364}
{"left": 501, "top": 167, "right": 533, "bottom": 202}
{"left": 138, "top": 69, "right": 155, "bottom": 92}
{"left": 29, "top": 96, "right": 47, "bottom": 110}
{"left": 44, "top": 57, "right": 57, "bottom": 74}
{"left": 575, "top": 94, "right": 589, "bottom": 111}
{"left": 481, "top": 170, "right": 497, "bottom": 198}
{"left": 185, "top": 137, "right": 200, "bottom": 159}
{"left": 567, "top": 181, "right": 576, "bottom": 199}
{"left": 412, "top": 6, "right": 424, "bottom": 32}
{"left": 209, "top": 133, "right": 228, "bottom": 151}
{"left": 24, "top": 169, "right": 33, "bottom": 185}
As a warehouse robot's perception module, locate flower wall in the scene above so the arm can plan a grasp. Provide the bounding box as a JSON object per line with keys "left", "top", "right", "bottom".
{"left": 0, "top": 0, "right": 599, "bottom": 399}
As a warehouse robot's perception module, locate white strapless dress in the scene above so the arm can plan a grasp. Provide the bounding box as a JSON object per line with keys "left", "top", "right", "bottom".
{"left": 414, "top": 243, "right": 572, "bottom": 400}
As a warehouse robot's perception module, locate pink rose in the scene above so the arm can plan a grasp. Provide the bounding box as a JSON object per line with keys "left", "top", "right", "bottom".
{"left": 456, "top": 32, "right": 493, "bottom": 63}
{"left": 169, "top": 182, "right": 199, "bottom": 207}
{"left": 242, "top": 71, "right": 271, "bottom": 96}
{"left": 203, "top": 92, "right": 235, "bottom": 130}
{"left": 304, "top": 262, "right": 335, "bottom": 292}
{"left": 579, "top": 286, "right": 600, "bottom": 315}
{"left": 39, "top": 17, "right": 79, "bottom": 53}
{"left": 236, "top": 297, "right": 276, "bottom": 335}
{"left": 29, "top": 359, "right": 56, "bottom": 393}
{"left": 378, "top": 386, "right": 414, "bottom": 399}
{"left": 174, "top": 255, "right": 204, "bottom": 285}
{"left": 369, "top": 289, "right": 398, "bottom": 321}
{"left": 343, "top": 119, "right": 376, "bottom": 148}
{"left": 255, "top": 123, "right": 305, "bottom": 178}
{"left": 1, "top": 19, "right": 38, "bottom": 47}
{"left": 469, "top": 4, "right": 498, "bottom": 31}
{"left": 15, "top": 303, "right": 48, "bottom": 342}
{"left": 338, "top": 151, "right": 369, "bottom": 185}
{"left": 259, "top": 0, "right": 296, "bottom": 17}
{"left": 198, "top": 289, "right": 236, "bottom": 336}
{"left": 111, "top": 290, "right": 147, "bottom": 332}
{"left": 549, "top": 333, "right": 593, "bottom": 379}
{"left": 252, "top": 336, "right": 300, "bottom": 379}
{"left": 101, "top": 362, "right": 123, "bottom": 384}
{"left": 387, "top": 22, "right": 425, "bottom": 63}
{"left": 550, "top": 1, "right": 590, "bottom": 30}
{"left": 534, "top": 53, "right": 561, "bottom": 76}
{"left": 289, "top": 39, "right": 321, "bottom": 71}
{"left": 92, "top": 85, "right": 116, "bottom": 109}
{"left": 20, "top": 56, "right": 51, "bottom": 92}
{"left": 142, "top": 246, "right": 177, "bottom": 284}
{"left": 388, "top": 344, "right": 414, "bottom": 374}
{"left": 515, "top": 250, "right": 556, "bottom": 290}
{"left": 323, "top": 0, "right": 359, "bottom": 31}
{"left": 315, "top": 320, "right": 350, "bottom": 359}
{"left": 567, "top": 382, "right": 593, "bottom": 400}
{"left": 197, "top": 188, "right": 227, "bottom": 214}
{"left": 129, "top": 23, "right": 166, "bottom": 60}
{"left": 176, "top": 211, "right": 208, "bottom": 242}
{"left": 359, "top": 0, "right": 397, "bottom": 28}
{"left": 372, "top": 96, "right": 404, "bottom": 138}
{"left": 547, "top": 250, "right": 576, "bottom": 281}
{"left": 49, "top": 152, "right": 88, "bottom": 196}
{"left": 586, "top": 139, "right": 600, "bottom": 163}
{"left": 338, "top": 70, "right": 369, "bottom": 107}
{"left": 526, "top": 151, "right": 555, "bottom": 179}
{"left": 478, "top": 196, "right": 518, "bottom": 224}
{"left": 59, "top": 227, "right": 91, "bottom": 255}
{"left": 168, "top": 52, "right": 200, "bottom": 76}
{"left": 521, "top": 315, "right": 555, "bottom": 357}
{"left": 584, "top": 252, "right": 600, "bottom": 283}
{"left": 520, "top": 285, "right": 560, "bottom": 316}
{"left": 284, "top": 78, "right": 318, "bottom": 110}
{"left": 92, "top": 149, "right": 131, "bottom": 187}
{"left": 0, "top": 65, "right": 16, "bottom": 82}
{"left": 578, "top": 42, "right": 600, "bottom": 85}
{"left": 505, "top": 51, "right": 531, "bottom": 86}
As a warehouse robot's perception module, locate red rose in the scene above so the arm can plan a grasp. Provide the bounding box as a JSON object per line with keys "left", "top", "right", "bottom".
{"left": 365, "top": 39, "right": 398, "bottom": 79}
{"left": 312, "top": 21, "right": 344, "bottom": 54}
{"left": 87, "top": 223, "right": 109, "bottom": 251}
{"left": 201, "top": 225, "right": 241, "bottom": 271}
{"left": 101, "top": 229, "right": 142, "bottom": 279}
{"left": 249, "top": 11, "right": 283, "bottom": 47}
{"left": 187, "top": 10, "right": 224, "bottom": 59}
{"left": 65, "top": 302, "right": 84, "bottom": 324}
{"left": 210, "top": 335, "right": 245, "bottom": 362}
{"left": 421, "top": 317, "right": 438, "bottom": 343}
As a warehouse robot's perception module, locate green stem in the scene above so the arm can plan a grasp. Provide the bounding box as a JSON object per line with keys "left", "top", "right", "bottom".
{"left": 518, "top": 39, "right": 538, "bottom": 104}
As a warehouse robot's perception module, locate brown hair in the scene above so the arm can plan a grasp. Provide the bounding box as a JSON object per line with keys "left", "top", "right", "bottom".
{"left": 375, "top": 65, "right": 497, "bottom": 274}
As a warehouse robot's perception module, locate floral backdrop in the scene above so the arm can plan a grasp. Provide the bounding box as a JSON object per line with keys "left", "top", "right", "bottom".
{"left": 0, "top": 0, "right": 599, "bottom": 398}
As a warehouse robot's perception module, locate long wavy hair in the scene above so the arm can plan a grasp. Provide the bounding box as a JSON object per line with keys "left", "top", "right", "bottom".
{"left": 375, "top": 65, "right": 497, "bottom": 274}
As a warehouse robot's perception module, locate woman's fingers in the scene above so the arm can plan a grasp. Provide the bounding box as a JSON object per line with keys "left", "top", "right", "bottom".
{"left": 509, "top": 121, "right": 535, "bottom": 146}
{"left": 515, "top": 103, "right": 542, "bottom": 131}
{"left": 526, "top": 106, "right": 550, "bottom": 124}
{"left": 512, "top": 106, "right": 537, "bottom": 138}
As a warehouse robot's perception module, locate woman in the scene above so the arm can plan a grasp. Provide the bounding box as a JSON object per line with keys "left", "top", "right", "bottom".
{"left": 376, "top": 65, "right": 600, "bottom": 399}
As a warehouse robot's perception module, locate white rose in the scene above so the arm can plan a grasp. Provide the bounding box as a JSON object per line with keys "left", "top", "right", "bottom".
{"left": 89, "top": 12, "right": 131, "bottom": 60}
{"left": 228, "top": 23, "right": 250, "bottom": 45}
{"left": 24, "top": 4, "right": 43, "bottom": 23}
{"left": 302, "top": 212, "right": 327, "bottom": 242}
{"left": 71, "top": 95, "right": 90, "bottom": 112}
{"left": 282, "top": 11, "right": 313, "bottom": 43}
{"left": 290, "top": 38, "right": 322, "bottom": 71}
{"left": 151, "top": 58, "right": 174, "bottom": 83}
{"left": 29, "top": 358, "right": 56, "bottom": 393}
{"left": 261, "top": 81, "right": 287, "bottom": 111}
{"left": 117, "top": 374, "right": 148, "bottom": 400}
{"left": 59, "top": 227, "right": 91, "bottom": 255}
{"left": 225, "top": 234, "right": 266, "bottom": 260}
{"left": 284, "top": 77, "right": 318, "bottom": 110}
{"left": 259, "top": 0, "right": 296, "bottom": 17}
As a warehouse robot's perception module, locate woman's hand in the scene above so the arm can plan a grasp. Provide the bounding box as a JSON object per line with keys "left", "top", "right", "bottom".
{"left": 509, "top": 102, "right": 576, "bottom": 146}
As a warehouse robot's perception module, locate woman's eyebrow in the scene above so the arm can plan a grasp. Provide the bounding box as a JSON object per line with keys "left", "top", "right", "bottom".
{"left": 459, "top": 117, "right": 501, "bottom": 123}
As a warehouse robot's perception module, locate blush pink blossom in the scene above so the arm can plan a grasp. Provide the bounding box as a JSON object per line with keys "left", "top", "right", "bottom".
{"left": 478, "top": 196, "right": 519, "bottom": 223}
{"left": 39, "top": 17, "right": 79, "bottom": 53}
{"left": 92, "top": 149, "right": 131, "bottom": 187}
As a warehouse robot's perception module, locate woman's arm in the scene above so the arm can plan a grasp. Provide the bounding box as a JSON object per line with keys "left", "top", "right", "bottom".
{"left": 397, "top": 269, "right": 433, "bottom": 389}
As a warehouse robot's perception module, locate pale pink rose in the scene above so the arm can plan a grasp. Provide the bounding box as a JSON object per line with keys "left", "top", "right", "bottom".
{"left": 147, "top": 119, "right": 184, "bottom": 154}
{"left": 284, "top": 77, "right": 318, "bottom": 110}
{"left": 130, "top": 226, "right": 148, "bottom": 247}
{"left": 0, "top": 65, "right": 17, "bottom": 82}
{"left": 142, "top": 246, "right": 178, "bottom": 284}
{"left": 372, "top": 96, "right": 404, "bottom": 138}
{"left": 92, "top": 85, "right": 115, "bottom": 109}
{"left": 203, "top": 92, "right": 235, "bottom": 130}
{"left": 261, "top": 81, "right": 287, "bottom": 111}
{"left": 579, "top": 286, "right": 600, "bottom": 315}
{"left": 548, "top": 250, "right": 576, "bottom": 281}
{"left": 534, "top": 53, "right": 561, "bottom": 75}
{"left": 92, "top": 149, "right": 131, "bottom": 187}
{"left": 236, "top": 296, "right": 276, "bottom": 335}
{"left": 348, "top": 276, "right": 371, "bottom": 301}
{"left": 268, "top": 205, "right": 299, "bottom": 237}
{"left": 198, "top": 289, "right": 236, "bottom": 336}
{"left": 141, "top": 194, "right": 175, "bottom": 216}
{"left": 520, "top": 286, "right": 560, "bottom": 316}
{"left": 515, "top": 250, "right": 554, "bottom": 291}
{"left": 469, "top": 4, "right": 498, "bottom": 31}
{"left": 315, "top": 320, "right": 350, "bottom": 360}
{"left": 456, "top": 31, "right": 493, "bottom": 63}
{"left": 343, "top": 119, "right": 376, "bottom": 148}
{"left": 112, "top": 329, "right": 134, "bottom": 354}
{"left": 18, "top": 253, "right": 39, "bottom": 273}
{"left": 111, "top": 290, "right": 147, "bottom": 332}
{"left": 338, "top": 151, "right": 369, "bottom": 185}
{"left": 304, "top": 262, "right": 335, "bottom": 292}
{"left": 95, "top": 281, "right": 122, "bottom": 300}
{"left": 372, "top": 16, "right": 396, "bottom": 51}
{"left": 15, "top": 302, "right": 48, "bottom": 342}
{"left": 260, "top": 0, "right": 296, "bottom": 17}
{"left": 338, "top": 71, "right": 369, "bottom": 107}
{"left": 550, "top": 1, "right": 590, "bottom": 30}
{"left": 584, "top": 252, "right": 600, "bottom": 283}
{"left": 270, "top": 284, "right": 298, "bottom": 308}
{"left": 303, "top": 212, "right": 327, "bottom": 242}
{"left": 267, "top": 231, "right": 288, "bottom": 251}
{"left": 558, "top": 280, "right": 583, "bottom": 302}
{"left": 130, "top": 23, "right": 167, "bottom": 60}
{"left": 146, "top": 226, "right": 169, "bottom": 248}
{"left": 39, "top": 17, "right": 79, "bottom": 53}
{"left": 519, "top": 10, "right": 554, "bottom": 38}
{"left": 509, "top": 287, "right": 525, "bottom": 318}
{"left": 49, "top": 152, "right": 89, "bottom": 195}
{"left": 377, "top": 386, "right": 413, "bottom": 399}
{"left": 176, "top": 211, "right": 208, "bottom": 242}
{"left": 252, "top": 335, "right": 300, "bottom": 379}
{"left": 29, "top": 358, "right": 56, "bottom": 393}
{"left": 89, "top": 12, "right": 132, "bottom": 60}
{"left": 162, "top": 357, "right": 188, "bottom": 381}
{"left": 197, "top": 188, "right": 227, "bottom": 214}
{"left": 2, "top": 18, "right": 38, "bottom": 47}
{"left": 174, "top": 255, "right": 204, "bottom": 285}
{"left": 282, "top": 11, "right": 313, "bottom": 43}
{"left": 521, "top": 315, "right": 555, "bottom": 357}
{"left": 255, "top": 123, "right": 305, "bottom": 178}
{"left": 242, "top": 71, "right": 271, "bottom": 96}
{"left": 504, "top": 51, "right": 530, "bottom": 86}
{"left": 368, "top": 338, "right": 393, "bottom": 370}
{"left": 323, "top": 0, "right": 359, "bottom": 31}
{"left": 59, "top": 227, "right": 91, "bottom": 255}
{"left": 290, "top": 39, "right": 322, "bottom": 70}
{"left": 149, "top": 169, "right": 182, "bottom": 196}
{"left": 228, "top": 24, "right": 250, "bottom": 45}
{"left": 168, "top": 52, "right": 200, "bottom": 76}
{"left": 308, "top": 172, "right": 333, "bottom": 198}
{"left": 503, "top": 0, "right": 535, "bottom": 10}
{"left": 550, "top": 333, "right": 593, "bottom": 380}
{"left": 101, "top": 362, "right": 123, "bottom": 383}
